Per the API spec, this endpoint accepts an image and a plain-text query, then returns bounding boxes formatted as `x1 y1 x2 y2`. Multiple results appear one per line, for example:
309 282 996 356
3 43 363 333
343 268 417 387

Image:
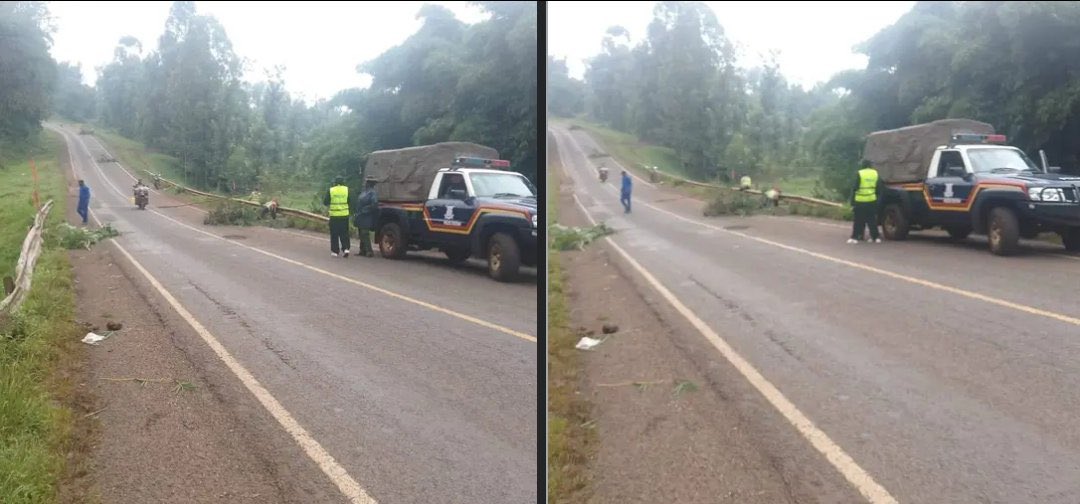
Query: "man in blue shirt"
77 179 90 225
620 170 632 214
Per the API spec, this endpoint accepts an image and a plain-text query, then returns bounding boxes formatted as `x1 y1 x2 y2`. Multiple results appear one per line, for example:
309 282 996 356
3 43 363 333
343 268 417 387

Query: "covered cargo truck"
364 143 538 281
863 119 995 183
364 142 499 202
870 121 1080 255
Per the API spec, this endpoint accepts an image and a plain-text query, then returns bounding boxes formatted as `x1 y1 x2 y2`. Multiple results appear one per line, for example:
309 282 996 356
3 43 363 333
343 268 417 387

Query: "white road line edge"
57 126 376 504
569 189 898 504
555 130 898 504
62 126 535 343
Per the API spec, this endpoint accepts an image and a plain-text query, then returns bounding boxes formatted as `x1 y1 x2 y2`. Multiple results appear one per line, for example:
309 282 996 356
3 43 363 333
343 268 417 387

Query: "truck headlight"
1029 187 1065 202
531 214 538 228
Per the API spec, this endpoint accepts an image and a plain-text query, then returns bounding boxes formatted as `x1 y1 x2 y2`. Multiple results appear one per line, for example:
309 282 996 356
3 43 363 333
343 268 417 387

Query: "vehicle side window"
937 151 965 177
438 173 466 198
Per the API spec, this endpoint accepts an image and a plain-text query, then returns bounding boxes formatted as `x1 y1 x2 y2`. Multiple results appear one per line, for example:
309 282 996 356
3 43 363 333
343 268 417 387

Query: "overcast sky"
547 1 916 89
48 1 489 102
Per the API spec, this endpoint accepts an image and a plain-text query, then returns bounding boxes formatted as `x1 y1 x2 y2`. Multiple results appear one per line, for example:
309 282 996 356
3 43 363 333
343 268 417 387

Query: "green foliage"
53 223 119 250
702 190 768 217
92 1 537 198
548 56 585 117
203 201 259 226
0 129 81 504
838 1 1080 171
0 2 57 144
549 223 615 251
578 1 1080 194
51 62 95 122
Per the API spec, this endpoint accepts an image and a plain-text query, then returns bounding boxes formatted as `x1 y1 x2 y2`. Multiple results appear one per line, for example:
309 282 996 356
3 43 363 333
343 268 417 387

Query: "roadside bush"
203 202 259 226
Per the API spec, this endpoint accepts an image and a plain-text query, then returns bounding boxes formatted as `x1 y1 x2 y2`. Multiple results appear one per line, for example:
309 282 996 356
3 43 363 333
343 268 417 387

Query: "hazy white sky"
547 1 916 89
48 1 489 102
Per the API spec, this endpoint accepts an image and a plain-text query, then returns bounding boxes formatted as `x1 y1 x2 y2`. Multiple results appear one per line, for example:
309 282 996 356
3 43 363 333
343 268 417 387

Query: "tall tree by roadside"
0 1 57 143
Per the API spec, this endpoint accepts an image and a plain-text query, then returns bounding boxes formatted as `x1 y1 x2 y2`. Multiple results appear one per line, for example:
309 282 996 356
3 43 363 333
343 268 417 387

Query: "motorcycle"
599 167 609 182
134 186 149 210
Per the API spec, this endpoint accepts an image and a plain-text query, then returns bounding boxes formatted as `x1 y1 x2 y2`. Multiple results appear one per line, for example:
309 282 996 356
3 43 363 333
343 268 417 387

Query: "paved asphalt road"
551 124 1080 504
54 124 538 504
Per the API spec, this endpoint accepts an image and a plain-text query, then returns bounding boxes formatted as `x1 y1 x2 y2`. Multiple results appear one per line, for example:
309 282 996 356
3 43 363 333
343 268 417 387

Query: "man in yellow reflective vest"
848 160 885 244
323 176 353 257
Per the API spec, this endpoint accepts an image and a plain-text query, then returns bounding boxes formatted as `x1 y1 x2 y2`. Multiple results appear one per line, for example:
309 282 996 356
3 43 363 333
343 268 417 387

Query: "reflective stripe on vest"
329 185 349 217
855 168 878 203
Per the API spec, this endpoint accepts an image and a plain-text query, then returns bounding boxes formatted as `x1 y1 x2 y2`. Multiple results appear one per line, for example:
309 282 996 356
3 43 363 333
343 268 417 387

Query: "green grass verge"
0 131 86 503
546 136 594 503
560 119 689 180
89 126 327 214
558 118 841 201
83 126 336 234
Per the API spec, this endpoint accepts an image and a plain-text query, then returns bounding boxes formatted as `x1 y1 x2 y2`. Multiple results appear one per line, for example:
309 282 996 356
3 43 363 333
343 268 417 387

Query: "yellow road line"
152 208 537 343
640 199 1080 327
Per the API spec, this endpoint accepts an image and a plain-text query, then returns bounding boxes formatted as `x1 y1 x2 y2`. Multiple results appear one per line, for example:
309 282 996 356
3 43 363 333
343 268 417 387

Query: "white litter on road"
82 331 112 345
576 336 604 351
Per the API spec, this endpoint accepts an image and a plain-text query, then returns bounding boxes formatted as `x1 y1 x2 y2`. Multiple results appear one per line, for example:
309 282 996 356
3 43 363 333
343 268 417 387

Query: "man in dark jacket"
354 177 378 257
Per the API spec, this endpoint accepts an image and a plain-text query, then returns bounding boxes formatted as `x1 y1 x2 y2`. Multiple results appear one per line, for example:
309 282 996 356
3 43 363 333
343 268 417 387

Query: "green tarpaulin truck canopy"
363 142 500 202
862 119 995 183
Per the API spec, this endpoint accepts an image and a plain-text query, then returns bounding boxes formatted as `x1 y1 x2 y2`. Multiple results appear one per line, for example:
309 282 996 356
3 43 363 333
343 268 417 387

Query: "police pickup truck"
375 156 538 281
877 131 1080 255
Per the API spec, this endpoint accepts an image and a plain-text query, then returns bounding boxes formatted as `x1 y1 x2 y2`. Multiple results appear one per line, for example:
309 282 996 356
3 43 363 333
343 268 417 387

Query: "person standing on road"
621 170 632 214
77 179 90 225
848 159 885 244
324 176 352 257
353 177 378 257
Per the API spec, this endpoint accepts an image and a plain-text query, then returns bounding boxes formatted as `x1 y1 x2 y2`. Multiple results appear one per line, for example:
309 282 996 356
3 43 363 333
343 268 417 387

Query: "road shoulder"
58 139 305 503
554 154 846 503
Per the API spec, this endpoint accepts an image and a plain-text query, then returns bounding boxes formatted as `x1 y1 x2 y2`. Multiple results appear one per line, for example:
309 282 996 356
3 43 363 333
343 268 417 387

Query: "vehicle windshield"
470 173 535 198
967 148 1040 174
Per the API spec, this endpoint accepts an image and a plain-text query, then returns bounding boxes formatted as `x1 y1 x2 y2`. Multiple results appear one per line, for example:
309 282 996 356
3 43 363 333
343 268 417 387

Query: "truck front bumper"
1019 202 1080 227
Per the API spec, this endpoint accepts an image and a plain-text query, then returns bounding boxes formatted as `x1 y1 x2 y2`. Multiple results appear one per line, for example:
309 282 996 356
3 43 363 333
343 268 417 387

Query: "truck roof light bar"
452 156 511 169
950 133 1007 146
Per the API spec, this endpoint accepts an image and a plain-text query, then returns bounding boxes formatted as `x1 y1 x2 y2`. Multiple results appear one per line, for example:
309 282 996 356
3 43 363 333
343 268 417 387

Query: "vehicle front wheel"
488 233 521 282
1062 227 1080 252
988 207 1020 256
379 223 408 259
882 204 909 241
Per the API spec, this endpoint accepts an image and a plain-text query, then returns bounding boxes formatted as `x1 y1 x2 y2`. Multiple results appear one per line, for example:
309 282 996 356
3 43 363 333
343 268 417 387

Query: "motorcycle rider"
133 179 149 207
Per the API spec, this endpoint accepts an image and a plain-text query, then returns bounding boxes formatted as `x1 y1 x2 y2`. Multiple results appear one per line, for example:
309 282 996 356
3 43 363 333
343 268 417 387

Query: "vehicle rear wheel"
988 207 1020 256
379 223 408 259
488 233 520 282
1062 227 1080 252
882 204 909 241
946 226 971 240
444 247 470 264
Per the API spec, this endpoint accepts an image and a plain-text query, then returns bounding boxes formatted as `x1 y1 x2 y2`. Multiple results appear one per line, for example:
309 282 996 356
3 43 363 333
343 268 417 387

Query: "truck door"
925 150 973 225
426 172 477 246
